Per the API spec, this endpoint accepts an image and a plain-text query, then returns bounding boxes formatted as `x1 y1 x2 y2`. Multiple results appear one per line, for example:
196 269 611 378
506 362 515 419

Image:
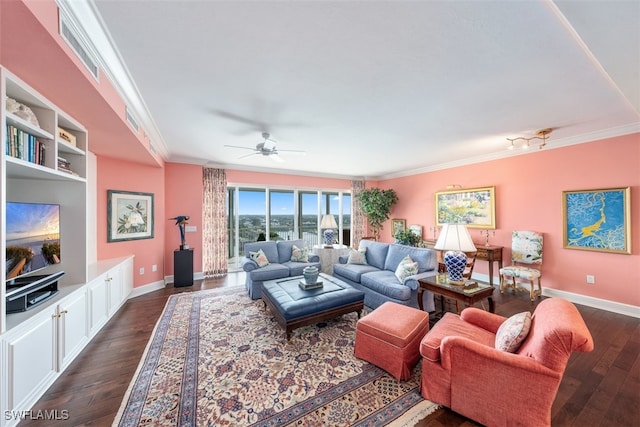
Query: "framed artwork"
409 224 423 238
563 187 631 254
391 219 406 236
107 190 154 242
435 186 496 229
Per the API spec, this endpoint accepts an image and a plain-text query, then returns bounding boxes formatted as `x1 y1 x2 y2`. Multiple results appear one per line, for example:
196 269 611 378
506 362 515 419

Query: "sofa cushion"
290 245 309 262
249 248 270 267
361 270 412 301
420 312 495 362
384 244 436 273
347 248 367 264
277 240 306 264
395 255 418 282
283 261 321 277
333 263 379 282
247 263 290 281
244 241 279 264
359 240 390 270
495 311 532 353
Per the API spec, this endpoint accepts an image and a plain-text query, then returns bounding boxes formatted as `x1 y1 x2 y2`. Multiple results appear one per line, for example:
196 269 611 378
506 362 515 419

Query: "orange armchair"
419 298 593 426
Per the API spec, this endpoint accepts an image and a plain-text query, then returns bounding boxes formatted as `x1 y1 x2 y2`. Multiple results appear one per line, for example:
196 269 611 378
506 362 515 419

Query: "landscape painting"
435 186 495 229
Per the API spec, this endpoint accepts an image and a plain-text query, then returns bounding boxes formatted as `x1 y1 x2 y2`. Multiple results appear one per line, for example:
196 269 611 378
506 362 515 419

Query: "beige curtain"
202 168 228 278
351 180 366 248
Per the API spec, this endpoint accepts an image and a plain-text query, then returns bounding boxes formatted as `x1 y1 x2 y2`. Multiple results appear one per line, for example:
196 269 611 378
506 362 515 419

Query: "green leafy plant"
356 188 398 240
394 228 422 247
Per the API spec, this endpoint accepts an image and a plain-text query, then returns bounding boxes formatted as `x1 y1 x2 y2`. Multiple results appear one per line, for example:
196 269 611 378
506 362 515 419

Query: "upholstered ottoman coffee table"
261 273 365 340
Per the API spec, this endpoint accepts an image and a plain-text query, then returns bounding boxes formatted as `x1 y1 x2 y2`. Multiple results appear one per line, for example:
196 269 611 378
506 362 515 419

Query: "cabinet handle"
52 310 69 318
60 309 69 315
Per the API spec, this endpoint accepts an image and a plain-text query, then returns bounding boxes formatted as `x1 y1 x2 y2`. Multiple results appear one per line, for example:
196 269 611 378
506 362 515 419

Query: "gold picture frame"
562 187 631 254
391 219 406 236
435 186 496 229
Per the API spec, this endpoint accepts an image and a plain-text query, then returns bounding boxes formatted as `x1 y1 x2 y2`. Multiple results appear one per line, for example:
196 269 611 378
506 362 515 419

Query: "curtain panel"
351 180 366 248
203 168 228 278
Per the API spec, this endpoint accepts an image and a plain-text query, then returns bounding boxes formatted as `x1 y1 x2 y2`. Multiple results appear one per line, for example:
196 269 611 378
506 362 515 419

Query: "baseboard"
164 271 205 286
128 280 166 299
472 273 640 319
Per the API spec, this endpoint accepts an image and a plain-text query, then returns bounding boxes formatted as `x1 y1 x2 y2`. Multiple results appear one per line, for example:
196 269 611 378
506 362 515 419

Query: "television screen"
5 202 60 282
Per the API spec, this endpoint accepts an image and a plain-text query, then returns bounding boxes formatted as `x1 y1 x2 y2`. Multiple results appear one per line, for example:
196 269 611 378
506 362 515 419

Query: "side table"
312 245 350 274
418 274 495 314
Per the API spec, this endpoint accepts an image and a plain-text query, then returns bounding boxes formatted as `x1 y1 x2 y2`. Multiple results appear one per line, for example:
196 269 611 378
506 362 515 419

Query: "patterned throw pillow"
347 248 367 264
394 255 418 282
495 311 532 353
290 245 309 262
249 248 270 267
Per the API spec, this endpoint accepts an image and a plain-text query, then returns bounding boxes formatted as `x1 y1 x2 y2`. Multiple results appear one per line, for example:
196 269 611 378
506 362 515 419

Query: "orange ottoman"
354 302 430 380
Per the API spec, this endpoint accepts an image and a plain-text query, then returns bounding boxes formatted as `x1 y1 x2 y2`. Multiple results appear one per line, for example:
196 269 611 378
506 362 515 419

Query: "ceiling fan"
224 132 306 162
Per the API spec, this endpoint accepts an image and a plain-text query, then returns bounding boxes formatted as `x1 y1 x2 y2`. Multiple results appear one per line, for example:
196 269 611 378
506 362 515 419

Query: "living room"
1 0 639 426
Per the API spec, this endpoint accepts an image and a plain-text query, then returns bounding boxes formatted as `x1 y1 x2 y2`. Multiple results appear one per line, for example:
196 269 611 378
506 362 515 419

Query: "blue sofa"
242 239 321 299
332 240 437 311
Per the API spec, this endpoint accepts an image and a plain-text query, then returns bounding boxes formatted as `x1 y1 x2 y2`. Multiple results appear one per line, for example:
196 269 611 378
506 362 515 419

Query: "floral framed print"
435 186 496 229
391 219 406 236
563 187 631 254
107 190 154 242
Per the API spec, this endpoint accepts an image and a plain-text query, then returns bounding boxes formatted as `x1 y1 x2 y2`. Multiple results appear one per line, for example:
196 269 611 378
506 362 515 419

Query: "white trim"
472 272 640 319
127 280 166 299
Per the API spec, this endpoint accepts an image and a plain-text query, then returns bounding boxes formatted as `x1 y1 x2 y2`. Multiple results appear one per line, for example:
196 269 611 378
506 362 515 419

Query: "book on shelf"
5 124 47 166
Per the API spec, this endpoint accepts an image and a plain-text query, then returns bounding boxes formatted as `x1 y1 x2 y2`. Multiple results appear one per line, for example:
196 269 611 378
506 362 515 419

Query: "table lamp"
320 214 338 246
434 223 477 284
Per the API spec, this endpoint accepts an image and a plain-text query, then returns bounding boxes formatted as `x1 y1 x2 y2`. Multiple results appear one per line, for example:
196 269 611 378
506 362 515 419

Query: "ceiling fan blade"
224 144 256 151
238 152 260 160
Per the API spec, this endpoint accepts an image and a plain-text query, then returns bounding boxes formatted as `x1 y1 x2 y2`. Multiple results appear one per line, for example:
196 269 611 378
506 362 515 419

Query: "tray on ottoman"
262 273 365 340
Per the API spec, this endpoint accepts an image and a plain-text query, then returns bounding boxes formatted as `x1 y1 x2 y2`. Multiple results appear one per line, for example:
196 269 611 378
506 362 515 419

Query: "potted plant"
394 228 422 247
356 188 398 240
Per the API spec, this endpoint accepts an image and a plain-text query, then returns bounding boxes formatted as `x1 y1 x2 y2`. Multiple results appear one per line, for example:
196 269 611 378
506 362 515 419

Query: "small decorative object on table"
302 265 320 285
320 214 338 246
169 215 190 250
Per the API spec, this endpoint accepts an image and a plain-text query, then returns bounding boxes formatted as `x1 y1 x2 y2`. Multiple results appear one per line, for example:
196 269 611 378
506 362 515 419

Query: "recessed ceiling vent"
59 14 99 81
125 107 139 132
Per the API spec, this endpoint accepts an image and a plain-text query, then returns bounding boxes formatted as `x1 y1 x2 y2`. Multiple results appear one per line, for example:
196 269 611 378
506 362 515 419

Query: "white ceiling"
86 0 639 179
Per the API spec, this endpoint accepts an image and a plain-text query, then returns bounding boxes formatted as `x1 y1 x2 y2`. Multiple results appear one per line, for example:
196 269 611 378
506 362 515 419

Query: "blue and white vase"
303 266 319 284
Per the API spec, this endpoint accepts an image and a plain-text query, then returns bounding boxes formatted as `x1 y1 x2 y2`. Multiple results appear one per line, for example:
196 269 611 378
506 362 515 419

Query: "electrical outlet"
139 267 145 275
586 275 595 284
152 264 158 272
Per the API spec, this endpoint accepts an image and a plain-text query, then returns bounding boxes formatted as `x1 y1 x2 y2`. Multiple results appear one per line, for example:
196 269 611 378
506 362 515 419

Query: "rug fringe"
386 400 441 427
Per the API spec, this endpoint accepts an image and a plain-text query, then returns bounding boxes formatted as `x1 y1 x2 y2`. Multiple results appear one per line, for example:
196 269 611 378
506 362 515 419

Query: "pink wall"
164 163 204 274
96 157 165 287
381 134 640 307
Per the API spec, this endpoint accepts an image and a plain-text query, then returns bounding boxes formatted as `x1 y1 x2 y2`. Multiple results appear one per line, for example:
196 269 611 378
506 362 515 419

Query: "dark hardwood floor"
19 272 640 426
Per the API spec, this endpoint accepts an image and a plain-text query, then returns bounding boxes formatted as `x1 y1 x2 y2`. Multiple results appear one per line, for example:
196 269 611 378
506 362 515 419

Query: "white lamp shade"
434 224 477 252
320 214 338 229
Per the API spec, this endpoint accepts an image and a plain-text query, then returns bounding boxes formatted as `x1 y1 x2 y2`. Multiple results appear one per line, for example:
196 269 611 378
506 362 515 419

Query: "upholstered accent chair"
499 230 543 301
419 298 593 427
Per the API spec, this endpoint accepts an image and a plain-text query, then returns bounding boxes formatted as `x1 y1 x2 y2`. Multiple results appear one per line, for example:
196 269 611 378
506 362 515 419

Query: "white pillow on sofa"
395 255 418 282
347 248 367 264
249 248 270 267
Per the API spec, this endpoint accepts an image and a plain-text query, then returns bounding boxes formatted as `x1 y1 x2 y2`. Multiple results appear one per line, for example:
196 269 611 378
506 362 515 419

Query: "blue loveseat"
242 239 321 299
332 240 437 311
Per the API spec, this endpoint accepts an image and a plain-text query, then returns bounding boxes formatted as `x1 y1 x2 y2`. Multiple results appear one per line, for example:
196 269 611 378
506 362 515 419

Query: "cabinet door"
1 310 56 414
88 275 109 338
107 266 124 316
57 290 88 370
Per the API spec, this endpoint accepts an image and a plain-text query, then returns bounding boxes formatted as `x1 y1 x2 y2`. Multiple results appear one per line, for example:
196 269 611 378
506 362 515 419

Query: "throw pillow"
290 245 309 262
249 248 270 267
395 255 418 282
347 248 367 265
495 311 532 353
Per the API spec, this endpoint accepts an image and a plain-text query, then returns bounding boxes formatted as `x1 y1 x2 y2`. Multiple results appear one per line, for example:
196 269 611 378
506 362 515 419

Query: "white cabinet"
0 287 87 426
88 256 134 338
87 275 109 338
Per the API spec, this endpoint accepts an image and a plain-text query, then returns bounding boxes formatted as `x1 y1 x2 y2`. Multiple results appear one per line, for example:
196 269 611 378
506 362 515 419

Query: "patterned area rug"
113 287 438 426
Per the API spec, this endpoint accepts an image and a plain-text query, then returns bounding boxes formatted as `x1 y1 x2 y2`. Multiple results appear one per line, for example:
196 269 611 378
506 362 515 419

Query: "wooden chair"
499 230 543 301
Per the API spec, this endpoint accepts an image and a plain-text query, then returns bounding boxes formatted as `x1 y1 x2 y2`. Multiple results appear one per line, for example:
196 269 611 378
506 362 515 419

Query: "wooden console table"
422 239 504 287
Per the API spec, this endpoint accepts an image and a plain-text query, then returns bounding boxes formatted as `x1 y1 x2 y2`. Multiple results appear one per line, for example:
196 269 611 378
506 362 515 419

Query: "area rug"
113 286 439 426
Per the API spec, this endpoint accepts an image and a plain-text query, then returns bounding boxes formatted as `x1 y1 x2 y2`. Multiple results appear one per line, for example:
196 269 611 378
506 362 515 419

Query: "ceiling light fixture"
507 128 553 150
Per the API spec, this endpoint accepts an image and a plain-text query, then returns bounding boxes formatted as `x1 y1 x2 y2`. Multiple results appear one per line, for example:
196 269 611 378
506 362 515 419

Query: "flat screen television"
5 201 61 283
